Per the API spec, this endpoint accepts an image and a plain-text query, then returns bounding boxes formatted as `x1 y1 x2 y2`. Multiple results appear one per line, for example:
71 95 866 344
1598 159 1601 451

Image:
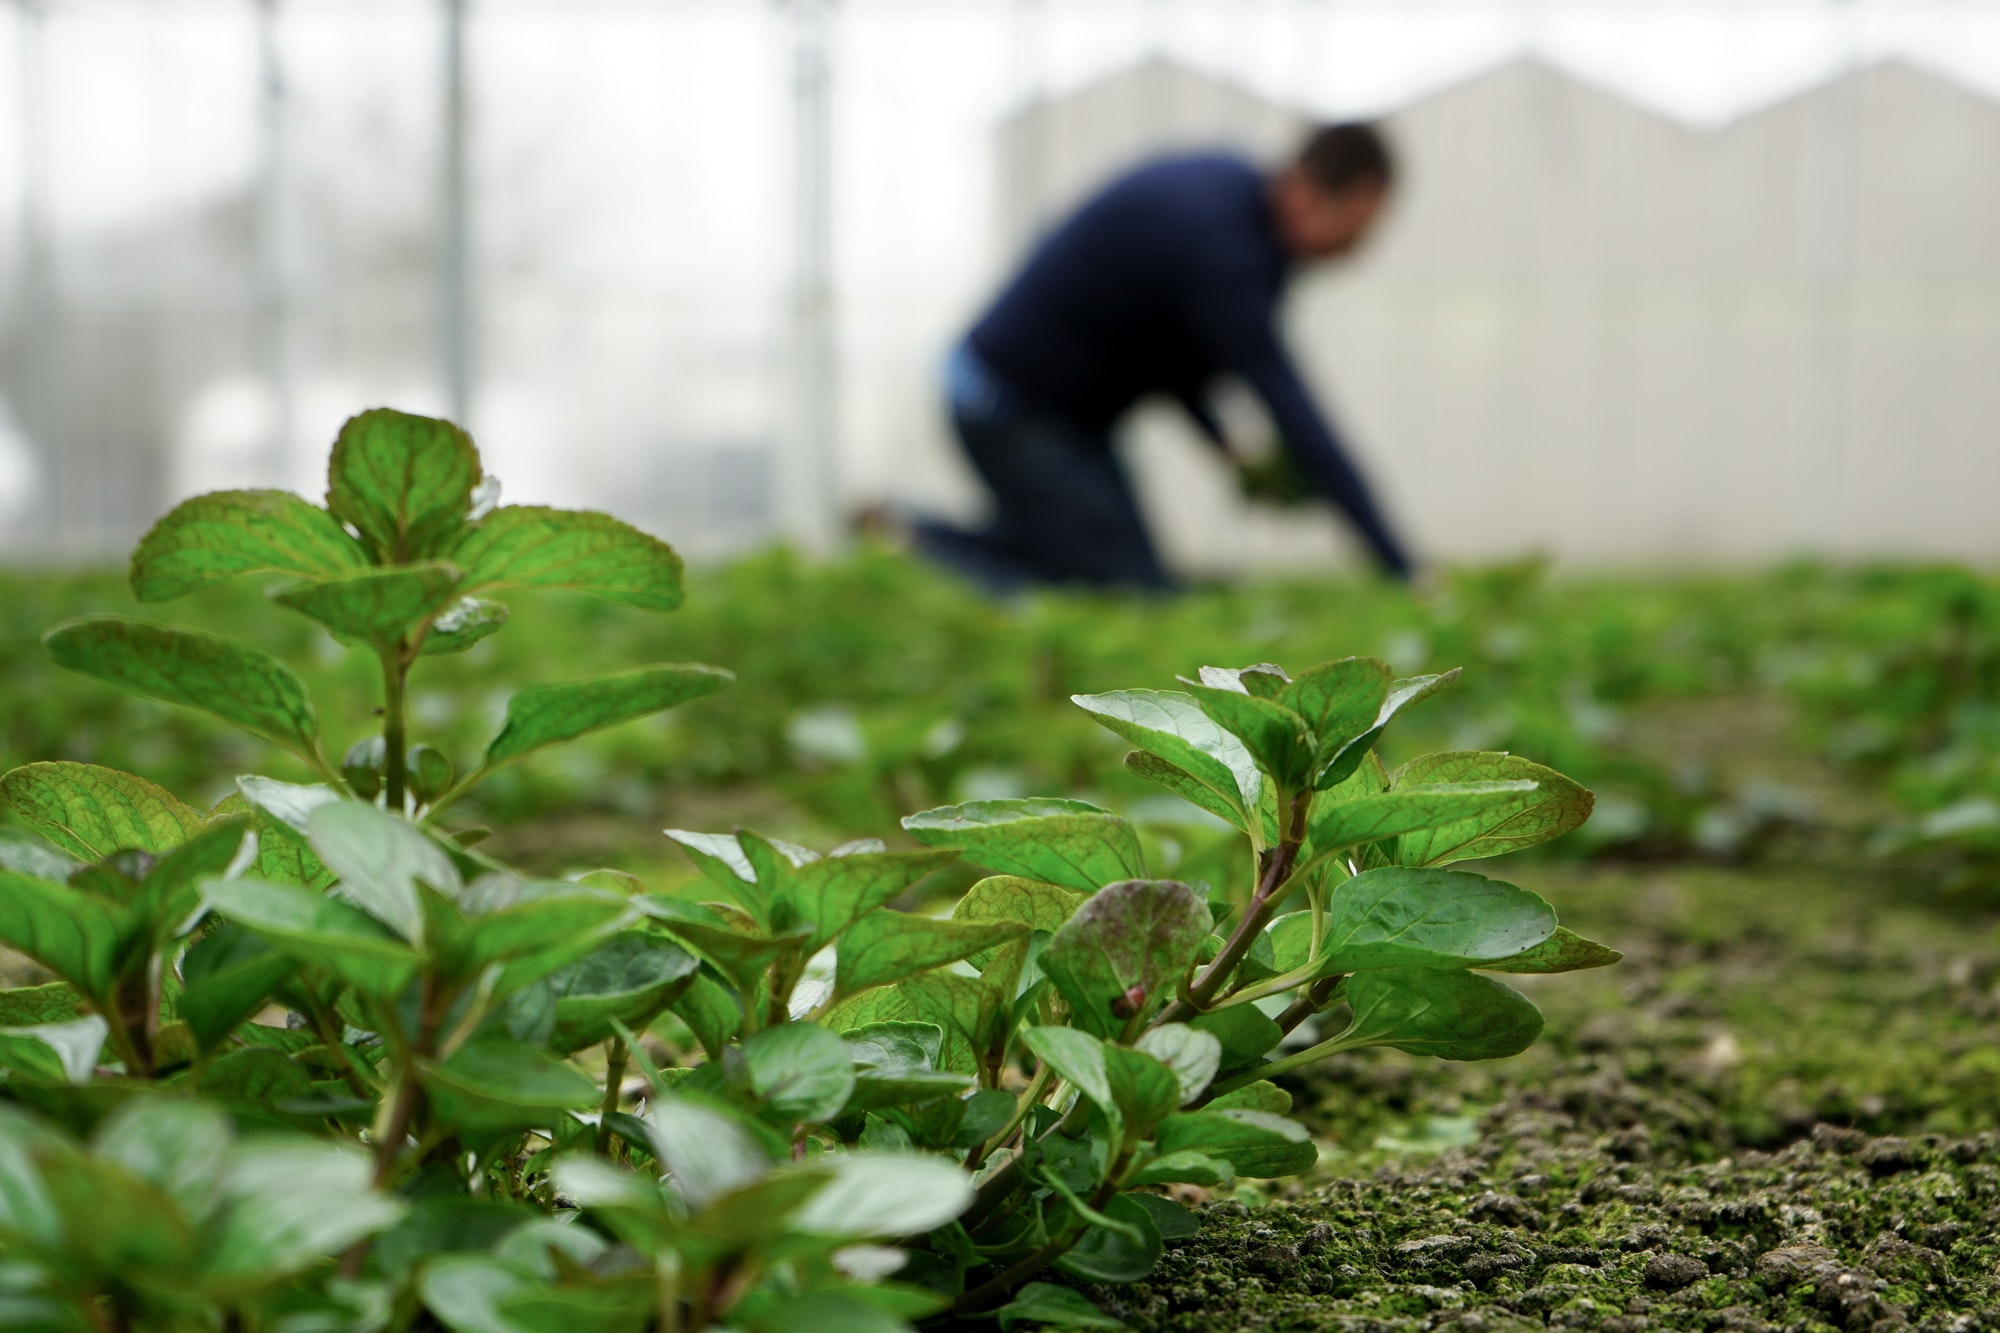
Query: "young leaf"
1127 1149 1235 1188
129 489 369 602
1315 867 1557 974
1153 1109 1317 1178
419 1039 600 1133
179 923 296 1054
951 876 1086 934
269 563 465 650
1334 968 1545 1060
1101 1044 1182 1141
1316 669 1462 789
789 1152 975 1238
1053 1191 1162 1284
1391 752 1595 865
1181 683 1317 792
783 848 959 952
1277 657 1391 758
833 914 1027 1001
451 505 686 611
669 967 744 1059
740 1022 857 1126
644 1093 773 1209
201 876 423 999
1070 689 1261 825
0 1016 109 1085
1189 1004 1284 1072
1134 1023 1223 1105
483 664 733 768
326 408 481 562
1038 879 1212 1038
1020 1025 1119 1141
0 762 206 863
544 932 701 1053
1480 926 1623 974
0 870 136 1000
419 596 510 656
901 798 1144 894
205 1139 407 1286
307 802 463 942
995 1283 1125 1331
44 617 324 766
1305 782 1539 864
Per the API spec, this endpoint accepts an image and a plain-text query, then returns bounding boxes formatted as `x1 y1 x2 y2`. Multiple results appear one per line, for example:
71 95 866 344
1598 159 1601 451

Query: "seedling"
0 410 1616 1330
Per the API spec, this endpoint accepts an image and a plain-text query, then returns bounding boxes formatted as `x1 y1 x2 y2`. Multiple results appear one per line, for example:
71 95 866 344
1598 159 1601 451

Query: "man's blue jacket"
967 152 1411 576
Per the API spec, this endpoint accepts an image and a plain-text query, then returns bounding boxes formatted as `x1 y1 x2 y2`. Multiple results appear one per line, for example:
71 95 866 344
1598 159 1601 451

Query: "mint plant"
0 409 1617 1330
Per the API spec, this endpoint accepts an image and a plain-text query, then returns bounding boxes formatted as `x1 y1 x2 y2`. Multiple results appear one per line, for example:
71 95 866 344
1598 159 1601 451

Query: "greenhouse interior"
0 2 1998 1331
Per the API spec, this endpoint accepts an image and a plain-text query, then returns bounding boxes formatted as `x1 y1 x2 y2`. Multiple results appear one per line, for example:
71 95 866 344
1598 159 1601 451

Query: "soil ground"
1062 695 2000 1331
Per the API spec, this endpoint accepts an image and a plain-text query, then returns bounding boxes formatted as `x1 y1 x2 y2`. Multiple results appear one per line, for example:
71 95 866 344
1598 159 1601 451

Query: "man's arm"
1191 290 1413 577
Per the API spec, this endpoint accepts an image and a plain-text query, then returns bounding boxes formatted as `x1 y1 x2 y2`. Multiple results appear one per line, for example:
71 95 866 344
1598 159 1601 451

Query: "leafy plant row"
0 410 1613 1331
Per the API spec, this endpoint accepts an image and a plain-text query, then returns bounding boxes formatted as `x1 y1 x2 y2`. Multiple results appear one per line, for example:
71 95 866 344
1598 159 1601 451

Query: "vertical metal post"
782 0 837 552
1796 0 1860 552
255 0 295 484
14 0 61 555
442 0 471 425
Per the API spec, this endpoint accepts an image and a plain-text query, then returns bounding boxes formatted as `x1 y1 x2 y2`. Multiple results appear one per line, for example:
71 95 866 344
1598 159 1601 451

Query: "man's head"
1269 122 1394 260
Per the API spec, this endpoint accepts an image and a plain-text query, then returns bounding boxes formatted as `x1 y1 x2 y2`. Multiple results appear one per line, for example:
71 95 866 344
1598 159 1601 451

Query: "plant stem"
961 1095 1089 1234
1208 1028 1366 1099
1274 973 1345 1037
381 644 409 813
954 1166 1125 1314
1157 791 1311 1024
594 1036 629 1155
304 991 378 1098
964 1062 1052 1174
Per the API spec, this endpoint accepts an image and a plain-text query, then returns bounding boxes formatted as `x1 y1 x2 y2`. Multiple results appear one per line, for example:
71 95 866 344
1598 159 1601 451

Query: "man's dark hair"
1295 122 1394 194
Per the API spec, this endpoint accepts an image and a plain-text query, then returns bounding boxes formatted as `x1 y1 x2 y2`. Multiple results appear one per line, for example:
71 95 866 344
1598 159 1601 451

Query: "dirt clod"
1642 1252 1708 1289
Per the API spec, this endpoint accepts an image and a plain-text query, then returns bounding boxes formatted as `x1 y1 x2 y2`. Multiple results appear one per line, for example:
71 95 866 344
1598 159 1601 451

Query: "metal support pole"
14 0 61 555
255 0 295 484
782 0 837 554
442 0 471 425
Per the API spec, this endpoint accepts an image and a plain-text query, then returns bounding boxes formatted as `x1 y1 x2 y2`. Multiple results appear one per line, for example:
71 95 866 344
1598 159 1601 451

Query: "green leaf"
1206 1080 1291 1115
307 802 462 942
663 829 760 897
996 1283 1125 1331
1101 1044 1182 1141
451 882 635 996
1391 752 1595 865
416 1255 538 1333
179 923 295 1053
740 1022 856 1126
0 1016 108 1085
668 968 743 1060
93 1098 231 1224
1315 669 1461 789
901 799 1144 895
1333 968 1545 1060
1481 926 1623 974
1054 1191 1162 1284
789 1152 974 1238
642 898 803 994
1277 657 1391 768
1188 1004 1283 1072
420 1039 600 1133
0 983 82 1028
205 1138 406 1287
783 848 958 952
1020 1025 1119 1141
452 505 685 611
896 971 1009 1080
747 1290 913 1333
1315 867 1557 975
419 596 510 656
1133 1023 1222 1105
952 875 1085 966
129 489 369 602
1039 880 1212 1039
1180 682 1316 792
643 1094 773 1208
0 870 135 1000
1122 752 1253 836
0 827 80 882
1127 1150 1234 1188
834 914 1026 1001
1153 1109 1317 1178
544 932 701 1053
1126 1191 1199 1241
1071 690 1261 826
195 1046 318 1114
269 563 465 650
484 664 733 769
326 408 482 562
234 776 343 843
1305 783 1539 865
202 876 423 999
1 761 208 862
43 618 322 764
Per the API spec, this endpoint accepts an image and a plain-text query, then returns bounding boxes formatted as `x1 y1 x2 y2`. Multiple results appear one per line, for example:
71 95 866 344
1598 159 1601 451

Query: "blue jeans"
915 347 1174 594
